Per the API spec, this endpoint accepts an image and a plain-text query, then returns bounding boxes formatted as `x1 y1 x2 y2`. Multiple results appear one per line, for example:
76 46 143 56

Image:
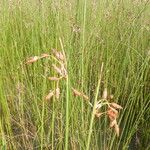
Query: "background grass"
0 0 150 149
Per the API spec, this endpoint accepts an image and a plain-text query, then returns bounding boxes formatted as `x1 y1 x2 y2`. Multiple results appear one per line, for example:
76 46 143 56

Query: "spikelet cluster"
95 88 122 137
26 49 67 101
46 49 67 100
25 50 123 137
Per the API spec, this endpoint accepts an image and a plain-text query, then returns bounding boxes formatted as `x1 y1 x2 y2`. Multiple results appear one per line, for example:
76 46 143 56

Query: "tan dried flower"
72 88 89 100
52 64 63 76
40 53 50 58
45 90 54 100
109 107 118 115
60 64 67 77
107 108 118 120
72 88 82 96
48 77 61 81
55 88 60 99
95 102 102 110
52 49 65 61
110 102 123 109
95 110 103 118
26 56 40 64
110 119 117 128
107 103 122 137
82 94 89 100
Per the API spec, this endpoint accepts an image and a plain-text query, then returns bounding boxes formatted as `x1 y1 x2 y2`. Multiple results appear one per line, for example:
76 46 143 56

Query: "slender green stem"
59 38 70 150
86 63 104 150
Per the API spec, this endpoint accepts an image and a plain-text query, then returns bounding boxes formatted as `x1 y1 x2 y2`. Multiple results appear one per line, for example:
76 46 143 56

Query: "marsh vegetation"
0 0 150 149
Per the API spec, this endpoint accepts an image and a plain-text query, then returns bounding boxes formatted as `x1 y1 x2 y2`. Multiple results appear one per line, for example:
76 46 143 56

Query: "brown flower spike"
48 77 61 81
107 102 122 137
72 88 89 100
45 90 54 100
26 56 40 64
52 49 65 61
55 88 60 99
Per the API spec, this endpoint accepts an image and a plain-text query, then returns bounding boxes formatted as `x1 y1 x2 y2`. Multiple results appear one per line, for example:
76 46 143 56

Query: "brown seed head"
41 53 50 58
52 49 65 61
82 94 89 100
110 119 117 128
48 77 61 81
95 102 102 110
107 108 118 120
45 90 54 100
72 88 82 96
94 108 103 118
60 64 67 77
110 102 123 109
26 56 39 64
55 88 60 99
52 64 63 76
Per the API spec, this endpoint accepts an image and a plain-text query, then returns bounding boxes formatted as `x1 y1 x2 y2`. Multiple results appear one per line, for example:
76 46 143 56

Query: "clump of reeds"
26 50 122 137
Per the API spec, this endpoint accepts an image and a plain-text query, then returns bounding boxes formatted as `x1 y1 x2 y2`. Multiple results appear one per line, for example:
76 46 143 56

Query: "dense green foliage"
0 0 149 149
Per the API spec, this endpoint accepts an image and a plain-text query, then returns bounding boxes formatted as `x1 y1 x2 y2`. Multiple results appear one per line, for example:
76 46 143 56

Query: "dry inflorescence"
72 87 123 137
25 49 67 101
95 88 122 137
46 49 67 100
25 50 123 137
26 53 50 64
